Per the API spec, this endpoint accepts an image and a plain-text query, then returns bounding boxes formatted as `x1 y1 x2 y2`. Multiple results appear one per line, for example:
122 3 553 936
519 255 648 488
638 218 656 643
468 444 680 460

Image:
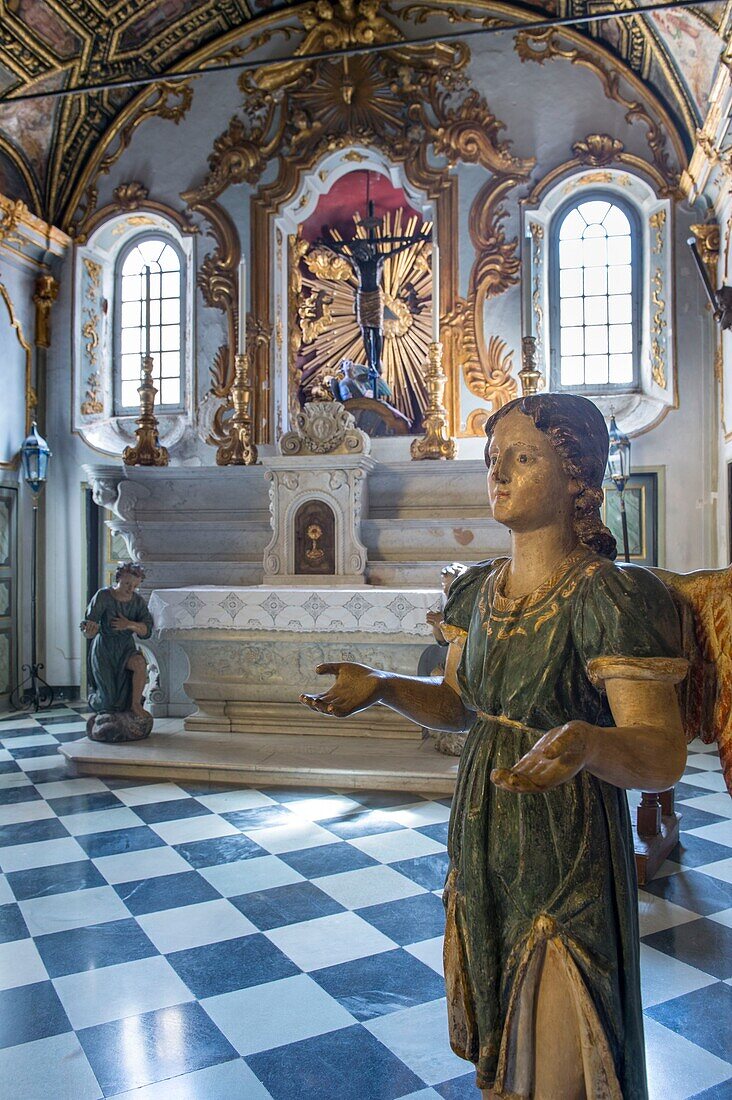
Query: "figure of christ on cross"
321 203 430 398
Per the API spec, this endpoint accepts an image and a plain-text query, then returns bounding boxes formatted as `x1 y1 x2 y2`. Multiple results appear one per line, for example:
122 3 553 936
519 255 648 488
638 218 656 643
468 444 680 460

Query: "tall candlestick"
237 257 246 356
431 241 440 343
144 266 151 359
522 226 533 340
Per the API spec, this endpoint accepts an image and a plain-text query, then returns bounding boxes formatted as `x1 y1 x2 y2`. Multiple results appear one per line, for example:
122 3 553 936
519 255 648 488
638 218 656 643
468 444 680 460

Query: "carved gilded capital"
690 222 721 288
33 274 60 349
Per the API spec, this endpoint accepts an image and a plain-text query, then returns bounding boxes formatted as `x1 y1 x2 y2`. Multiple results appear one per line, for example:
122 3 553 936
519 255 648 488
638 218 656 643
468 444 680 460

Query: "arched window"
550 194 641 392
114 235 185 413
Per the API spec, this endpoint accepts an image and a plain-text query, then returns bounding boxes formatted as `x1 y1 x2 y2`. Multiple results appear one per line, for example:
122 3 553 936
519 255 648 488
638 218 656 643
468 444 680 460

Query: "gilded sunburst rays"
291 57 405 142
297 209 432 423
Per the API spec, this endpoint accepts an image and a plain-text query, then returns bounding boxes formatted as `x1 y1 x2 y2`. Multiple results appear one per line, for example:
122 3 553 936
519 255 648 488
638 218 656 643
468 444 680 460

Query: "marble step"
60 723 459 795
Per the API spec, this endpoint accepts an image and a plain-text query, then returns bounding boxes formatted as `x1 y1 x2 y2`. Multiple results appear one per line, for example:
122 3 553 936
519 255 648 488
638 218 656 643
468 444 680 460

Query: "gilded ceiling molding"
0 281 34 469
0 136 42 217
689 222 720 289
515 28 684 196
72 180 197 246
33 274 59 349
184 0 533 444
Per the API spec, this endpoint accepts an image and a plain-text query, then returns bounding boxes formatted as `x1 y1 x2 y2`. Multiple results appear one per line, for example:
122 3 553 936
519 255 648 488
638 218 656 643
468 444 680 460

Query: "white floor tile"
34 778 109 798
0 800 55 827
679 793 732 819
688 739 719 754
113 783 190 807
53 954 194 1029
686 753 725 772
93 846 191 885
20 884 131 936
43 722 88 734
283 794 363 822
0 772 32 789
17 755 64 772
348 829 445 864
106 1057 273 1100
137 898 257 953
686 819 732 846
266 910 395 971
405 936 444 976
679 771 728 794
637 891 701 936
199 854 304 898
191 789 277 814
387 802 452 828
697 857 732 884
0 1032 103 1100
0 717 41 729
0 937 49 990
313 865 426 910
645 1016 732 1100
59 807 144 836
365 997 467 1086
201 973 354 1055
244 819 338 854
639 943 718 1007
149 815 239 845
1 734 58 748
0 836 88 873
708 908 732 928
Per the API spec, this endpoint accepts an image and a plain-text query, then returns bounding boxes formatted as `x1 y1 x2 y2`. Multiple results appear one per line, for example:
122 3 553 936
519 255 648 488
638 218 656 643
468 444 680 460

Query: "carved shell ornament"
279 401 370 455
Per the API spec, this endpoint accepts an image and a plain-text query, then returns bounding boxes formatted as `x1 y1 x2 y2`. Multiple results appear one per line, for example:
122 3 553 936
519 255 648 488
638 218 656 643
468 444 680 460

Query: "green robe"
85 588 153 713
442 546 683 1099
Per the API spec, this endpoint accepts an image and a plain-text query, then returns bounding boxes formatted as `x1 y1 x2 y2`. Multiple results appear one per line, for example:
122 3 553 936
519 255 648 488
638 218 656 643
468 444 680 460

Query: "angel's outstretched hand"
299 662 385 719
490 721 596 793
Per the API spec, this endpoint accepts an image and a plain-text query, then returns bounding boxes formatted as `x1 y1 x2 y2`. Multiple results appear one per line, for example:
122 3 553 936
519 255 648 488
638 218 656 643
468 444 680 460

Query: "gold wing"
653 565 732 795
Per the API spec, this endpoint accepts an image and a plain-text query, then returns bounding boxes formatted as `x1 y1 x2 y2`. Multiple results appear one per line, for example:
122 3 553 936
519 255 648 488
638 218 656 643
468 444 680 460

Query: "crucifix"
319 185 430 399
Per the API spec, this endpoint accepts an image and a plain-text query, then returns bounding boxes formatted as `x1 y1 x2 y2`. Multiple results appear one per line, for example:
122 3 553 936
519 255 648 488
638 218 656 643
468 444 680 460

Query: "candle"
144 266 151 359
522 225 534 340
432 240 440 343
237 257 246 356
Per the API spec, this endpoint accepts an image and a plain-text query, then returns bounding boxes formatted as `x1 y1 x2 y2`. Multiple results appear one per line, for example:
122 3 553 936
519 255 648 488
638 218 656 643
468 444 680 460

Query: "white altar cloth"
149 586 440 636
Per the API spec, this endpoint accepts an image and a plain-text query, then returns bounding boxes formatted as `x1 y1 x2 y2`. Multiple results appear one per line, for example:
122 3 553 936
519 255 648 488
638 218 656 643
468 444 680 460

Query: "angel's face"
485 410 576 534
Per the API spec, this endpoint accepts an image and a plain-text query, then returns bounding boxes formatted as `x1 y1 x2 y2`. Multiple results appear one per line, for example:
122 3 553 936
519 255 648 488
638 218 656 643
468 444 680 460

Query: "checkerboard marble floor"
0 706 730 1100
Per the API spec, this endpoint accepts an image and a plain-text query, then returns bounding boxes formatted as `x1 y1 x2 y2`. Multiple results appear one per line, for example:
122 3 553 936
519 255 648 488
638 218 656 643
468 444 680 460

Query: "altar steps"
61 721 459 796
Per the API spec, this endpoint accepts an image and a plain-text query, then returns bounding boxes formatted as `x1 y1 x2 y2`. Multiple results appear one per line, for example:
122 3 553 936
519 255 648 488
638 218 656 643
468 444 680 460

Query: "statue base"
87 709 154 743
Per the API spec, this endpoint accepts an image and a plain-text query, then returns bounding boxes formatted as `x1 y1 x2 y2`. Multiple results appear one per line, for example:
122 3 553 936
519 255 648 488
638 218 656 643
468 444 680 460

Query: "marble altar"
62 583 460 793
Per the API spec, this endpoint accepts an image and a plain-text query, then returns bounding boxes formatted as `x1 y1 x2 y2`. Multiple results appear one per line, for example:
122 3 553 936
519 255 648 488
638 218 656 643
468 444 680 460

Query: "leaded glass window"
115 235 184 413
550 195 640 392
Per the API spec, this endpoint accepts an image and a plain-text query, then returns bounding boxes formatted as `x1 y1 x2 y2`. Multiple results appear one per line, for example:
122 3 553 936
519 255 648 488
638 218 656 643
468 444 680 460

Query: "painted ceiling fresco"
0 0 727 227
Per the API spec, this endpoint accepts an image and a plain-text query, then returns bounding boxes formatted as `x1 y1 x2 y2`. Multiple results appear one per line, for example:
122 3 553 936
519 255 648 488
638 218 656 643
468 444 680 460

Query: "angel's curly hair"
484 393 617 560
115 562 146 582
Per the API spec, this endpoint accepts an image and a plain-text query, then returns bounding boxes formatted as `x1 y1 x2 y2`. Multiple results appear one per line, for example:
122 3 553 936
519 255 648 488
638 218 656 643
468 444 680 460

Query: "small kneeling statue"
80 562 154 742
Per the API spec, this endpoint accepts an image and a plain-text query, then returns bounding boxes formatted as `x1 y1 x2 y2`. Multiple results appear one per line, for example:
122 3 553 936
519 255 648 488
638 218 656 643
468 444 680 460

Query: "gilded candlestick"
410 341 456 460
518 336 542 396
122 354 169 467
215 352 258 466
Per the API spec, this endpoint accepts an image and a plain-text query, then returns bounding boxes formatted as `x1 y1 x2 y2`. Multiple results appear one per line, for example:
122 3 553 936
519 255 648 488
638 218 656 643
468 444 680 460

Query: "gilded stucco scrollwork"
650 209 667 255
0 282 34 466
185 0 534 443
650 267 667 389
515 28 683 196
463 335 516 411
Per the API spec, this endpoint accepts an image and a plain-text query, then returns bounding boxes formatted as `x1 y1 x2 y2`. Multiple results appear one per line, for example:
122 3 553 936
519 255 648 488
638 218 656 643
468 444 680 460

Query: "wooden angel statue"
80 562 155 743
302 393 691 1099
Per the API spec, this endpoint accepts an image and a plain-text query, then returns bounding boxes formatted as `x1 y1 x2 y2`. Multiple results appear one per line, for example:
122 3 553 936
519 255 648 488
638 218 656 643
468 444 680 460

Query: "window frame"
113 231 187 416
548 189 643 395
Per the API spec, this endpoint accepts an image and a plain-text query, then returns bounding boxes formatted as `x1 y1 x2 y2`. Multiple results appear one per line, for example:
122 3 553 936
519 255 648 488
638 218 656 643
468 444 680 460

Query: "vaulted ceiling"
0 0 728 228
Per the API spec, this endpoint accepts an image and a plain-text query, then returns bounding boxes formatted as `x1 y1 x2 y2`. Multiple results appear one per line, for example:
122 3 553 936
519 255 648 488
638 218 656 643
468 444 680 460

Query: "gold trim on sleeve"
587 656 689 689
442 624 468 642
